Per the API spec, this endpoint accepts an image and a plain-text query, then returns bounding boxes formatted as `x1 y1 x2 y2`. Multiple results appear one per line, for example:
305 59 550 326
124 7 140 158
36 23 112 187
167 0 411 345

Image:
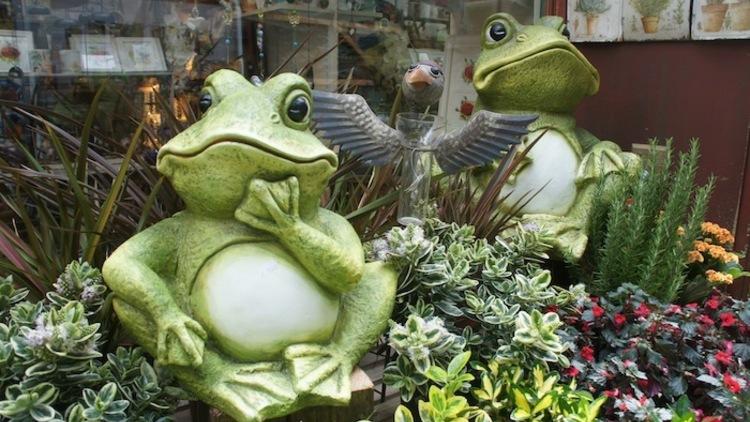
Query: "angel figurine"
312 62 537 223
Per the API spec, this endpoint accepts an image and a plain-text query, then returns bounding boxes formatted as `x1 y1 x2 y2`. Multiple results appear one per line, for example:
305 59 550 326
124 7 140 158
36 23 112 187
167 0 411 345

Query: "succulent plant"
0 382 59 421
0 262 182 421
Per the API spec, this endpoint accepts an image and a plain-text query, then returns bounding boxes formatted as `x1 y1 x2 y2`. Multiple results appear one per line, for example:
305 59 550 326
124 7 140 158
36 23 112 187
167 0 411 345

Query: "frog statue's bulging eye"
487 21 508 43
287 95 310 123
198 93 212 113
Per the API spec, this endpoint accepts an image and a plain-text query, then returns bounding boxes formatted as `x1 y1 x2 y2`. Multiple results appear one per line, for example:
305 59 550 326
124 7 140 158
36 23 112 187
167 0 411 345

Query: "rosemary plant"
581 139 714 302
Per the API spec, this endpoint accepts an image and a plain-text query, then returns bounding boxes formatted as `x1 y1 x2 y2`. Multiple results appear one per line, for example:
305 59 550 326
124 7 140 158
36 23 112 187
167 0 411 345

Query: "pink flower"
592 305 605 318
719 312 737 328
634 302 651 318
613 313 627 327
637 379 649 390
566 366 580 377
716 341 734 365
698 314 715 326
715 350 733 366
705 362 719 376
666 304 682 314
581 346 595 362
723 372 742 394
686 302 699 310
604 388 620 398
706 297 721 310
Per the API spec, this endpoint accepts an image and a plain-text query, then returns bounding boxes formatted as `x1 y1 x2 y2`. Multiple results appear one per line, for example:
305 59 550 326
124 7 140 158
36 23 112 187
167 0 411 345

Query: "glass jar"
395 112 445 225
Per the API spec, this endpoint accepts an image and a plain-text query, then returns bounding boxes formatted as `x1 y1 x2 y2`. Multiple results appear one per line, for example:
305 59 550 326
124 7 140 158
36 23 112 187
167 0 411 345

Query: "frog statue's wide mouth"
473 39 599 92
157 135 338 169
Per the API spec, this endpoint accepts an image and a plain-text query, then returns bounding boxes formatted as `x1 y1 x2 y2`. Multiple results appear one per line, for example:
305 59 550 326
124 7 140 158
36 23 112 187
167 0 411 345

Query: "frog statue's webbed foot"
283 343 352 404
213 361 296 422
284 261 399 405
520 214 588 262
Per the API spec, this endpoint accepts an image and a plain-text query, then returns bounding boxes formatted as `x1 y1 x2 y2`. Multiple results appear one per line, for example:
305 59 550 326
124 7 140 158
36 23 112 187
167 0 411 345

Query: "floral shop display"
0 8 748 422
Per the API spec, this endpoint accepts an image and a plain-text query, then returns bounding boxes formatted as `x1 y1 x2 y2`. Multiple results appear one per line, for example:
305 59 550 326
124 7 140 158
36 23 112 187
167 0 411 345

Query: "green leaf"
83 121 144 263
29 404 56 421
587 396 607 422
512 388 531 413
532 394 553 414
428 386 447 412
394 405 415 422
447 351 471 378
425 366 448 384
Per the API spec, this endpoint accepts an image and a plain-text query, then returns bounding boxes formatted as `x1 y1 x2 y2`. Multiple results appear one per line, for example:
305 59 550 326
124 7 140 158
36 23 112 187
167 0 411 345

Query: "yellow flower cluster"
706 269 734 285
701 222 735 246
691 240 739 264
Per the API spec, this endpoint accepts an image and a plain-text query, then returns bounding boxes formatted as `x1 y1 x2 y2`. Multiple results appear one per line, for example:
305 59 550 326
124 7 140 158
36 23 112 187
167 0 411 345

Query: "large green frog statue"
102 70 397 421
472 13 640 261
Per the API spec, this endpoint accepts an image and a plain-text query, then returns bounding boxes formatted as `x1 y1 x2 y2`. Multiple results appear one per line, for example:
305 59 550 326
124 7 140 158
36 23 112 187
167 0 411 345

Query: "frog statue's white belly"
190 242 340 362
501 129 580 216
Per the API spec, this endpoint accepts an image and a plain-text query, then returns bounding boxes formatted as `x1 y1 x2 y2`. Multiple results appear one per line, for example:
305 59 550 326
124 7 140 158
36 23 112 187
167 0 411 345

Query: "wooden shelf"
27 71 172 78
242 3 381 23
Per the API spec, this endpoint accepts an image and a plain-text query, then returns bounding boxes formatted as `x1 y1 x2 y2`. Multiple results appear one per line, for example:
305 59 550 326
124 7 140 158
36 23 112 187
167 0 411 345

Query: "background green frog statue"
473 13 640 261
102 70 397 422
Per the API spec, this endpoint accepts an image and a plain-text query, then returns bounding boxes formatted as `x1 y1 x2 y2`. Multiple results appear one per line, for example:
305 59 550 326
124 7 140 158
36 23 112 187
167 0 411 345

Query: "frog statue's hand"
235 175 365 295
234 176 301 235
156 311 207 367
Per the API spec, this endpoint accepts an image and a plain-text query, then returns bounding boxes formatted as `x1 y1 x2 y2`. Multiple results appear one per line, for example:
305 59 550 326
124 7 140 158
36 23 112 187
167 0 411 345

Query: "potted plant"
729 0 750 30
575 0 611 35
630 0 671 33
702 0 729 32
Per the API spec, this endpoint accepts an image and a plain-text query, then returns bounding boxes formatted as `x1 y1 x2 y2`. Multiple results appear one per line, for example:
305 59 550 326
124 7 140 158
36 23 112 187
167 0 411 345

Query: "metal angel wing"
311 90 404 166
432 111 538 174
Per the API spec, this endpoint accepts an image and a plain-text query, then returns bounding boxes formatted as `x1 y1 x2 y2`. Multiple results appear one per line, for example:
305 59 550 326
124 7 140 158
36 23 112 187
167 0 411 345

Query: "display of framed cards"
0 30 34 73
115 37 167 72
69 34 121 72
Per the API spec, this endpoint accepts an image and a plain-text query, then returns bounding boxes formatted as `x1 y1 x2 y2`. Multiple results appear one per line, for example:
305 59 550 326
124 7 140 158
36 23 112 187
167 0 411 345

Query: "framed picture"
69 34 121 72
691 0 750 40
438 35 481 133
115 37 168 72
623 0 690 41
29 49 52 74
567 0 623 42
58 49 82 74
0 30 34 73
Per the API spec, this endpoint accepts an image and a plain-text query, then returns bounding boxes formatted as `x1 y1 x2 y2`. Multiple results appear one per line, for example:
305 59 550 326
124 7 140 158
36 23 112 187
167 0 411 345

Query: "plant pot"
729 2 750 31
701 3 729 32
240 0 256 13
585 15 599 36
641 16 660 33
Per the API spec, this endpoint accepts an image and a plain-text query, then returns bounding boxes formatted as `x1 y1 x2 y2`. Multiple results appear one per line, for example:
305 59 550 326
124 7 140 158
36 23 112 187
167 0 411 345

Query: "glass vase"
395 112 445 225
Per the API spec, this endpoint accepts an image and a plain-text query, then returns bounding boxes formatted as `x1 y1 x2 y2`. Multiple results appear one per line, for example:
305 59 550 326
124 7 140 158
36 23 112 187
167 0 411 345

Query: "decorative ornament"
311 62 536 223
102 70 397 422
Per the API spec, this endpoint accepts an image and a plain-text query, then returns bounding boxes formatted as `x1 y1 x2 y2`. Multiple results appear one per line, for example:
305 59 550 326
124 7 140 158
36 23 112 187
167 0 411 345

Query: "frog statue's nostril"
516 33 529 42
270 112 281 123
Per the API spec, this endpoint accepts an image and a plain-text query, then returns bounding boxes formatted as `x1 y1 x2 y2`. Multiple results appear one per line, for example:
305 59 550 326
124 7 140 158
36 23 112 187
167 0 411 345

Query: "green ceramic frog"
473 13 639 261
102 70 397 421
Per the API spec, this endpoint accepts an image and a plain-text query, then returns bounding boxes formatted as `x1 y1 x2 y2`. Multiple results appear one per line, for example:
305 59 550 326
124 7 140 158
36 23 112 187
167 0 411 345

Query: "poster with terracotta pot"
692 0 750 39
568 0 623 41
623 0 691 40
